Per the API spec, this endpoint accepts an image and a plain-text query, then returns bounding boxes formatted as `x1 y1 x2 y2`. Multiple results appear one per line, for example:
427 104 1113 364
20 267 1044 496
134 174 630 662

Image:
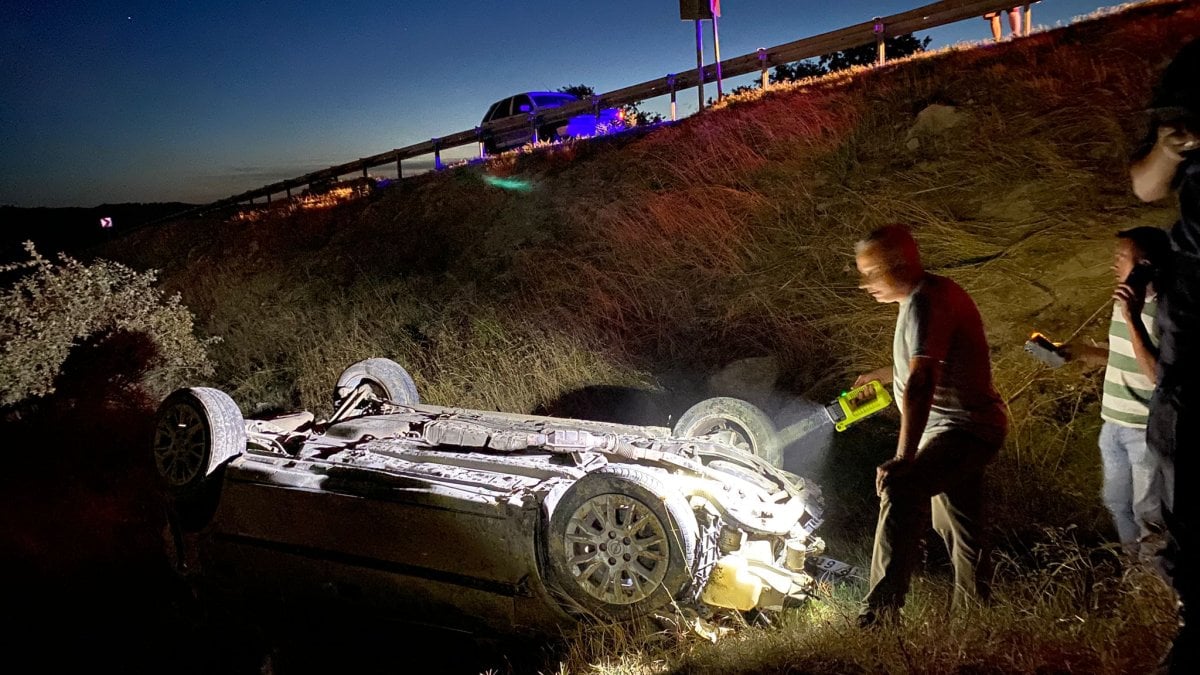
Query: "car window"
512 94 533 114
488 98 516 123
532 93 577 108
483 100 503 123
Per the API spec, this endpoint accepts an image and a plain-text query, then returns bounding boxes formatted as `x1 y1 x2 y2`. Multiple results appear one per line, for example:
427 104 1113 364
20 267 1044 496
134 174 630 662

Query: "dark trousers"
864 429 1001 612
1148 250 1200 672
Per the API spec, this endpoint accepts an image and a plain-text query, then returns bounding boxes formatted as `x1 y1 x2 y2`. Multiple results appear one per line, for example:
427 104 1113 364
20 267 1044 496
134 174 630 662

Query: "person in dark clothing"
1131 38 1200 675
851 225 1007 627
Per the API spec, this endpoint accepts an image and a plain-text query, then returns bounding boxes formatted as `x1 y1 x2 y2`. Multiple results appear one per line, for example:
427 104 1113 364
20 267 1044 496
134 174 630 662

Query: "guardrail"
192 0 1034 217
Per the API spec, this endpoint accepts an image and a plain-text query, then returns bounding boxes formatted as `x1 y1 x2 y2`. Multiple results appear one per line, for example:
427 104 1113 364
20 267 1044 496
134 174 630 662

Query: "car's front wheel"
673 397 782 467
545 466 698 619
333 358 419 408
152 387 246 497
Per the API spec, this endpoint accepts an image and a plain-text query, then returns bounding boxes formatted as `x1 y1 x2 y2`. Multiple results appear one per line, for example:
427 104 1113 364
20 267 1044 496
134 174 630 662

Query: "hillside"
11 1 1199 672
0 202 195 260
99 0 1193 528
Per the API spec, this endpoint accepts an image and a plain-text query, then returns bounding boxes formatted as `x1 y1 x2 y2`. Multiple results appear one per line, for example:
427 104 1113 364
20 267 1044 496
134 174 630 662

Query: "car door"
508 94 536 146
484 96 519 152
202 452 545 632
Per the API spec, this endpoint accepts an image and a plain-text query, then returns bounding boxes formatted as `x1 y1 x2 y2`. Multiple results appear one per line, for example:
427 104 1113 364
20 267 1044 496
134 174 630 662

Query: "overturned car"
154 358 841 634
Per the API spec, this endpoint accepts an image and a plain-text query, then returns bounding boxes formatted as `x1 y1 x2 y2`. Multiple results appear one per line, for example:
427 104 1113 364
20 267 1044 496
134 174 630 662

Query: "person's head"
1140 39 1200 154
1113 226 1171 285
855 224 924 304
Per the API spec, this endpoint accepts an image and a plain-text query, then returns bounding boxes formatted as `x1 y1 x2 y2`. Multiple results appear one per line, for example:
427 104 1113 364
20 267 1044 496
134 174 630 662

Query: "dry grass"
77 1 1200 672
543 530 1176 675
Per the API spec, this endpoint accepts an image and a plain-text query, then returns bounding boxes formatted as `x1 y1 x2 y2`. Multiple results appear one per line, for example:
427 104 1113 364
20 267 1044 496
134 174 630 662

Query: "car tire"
153 387 247 497
545 465 698 619
673 397 782 467
333 358 419 407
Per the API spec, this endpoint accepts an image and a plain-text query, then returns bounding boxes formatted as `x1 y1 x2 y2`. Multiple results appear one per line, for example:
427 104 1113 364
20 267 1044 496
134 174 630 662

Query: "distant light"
482 175 533 192
99 216 113 228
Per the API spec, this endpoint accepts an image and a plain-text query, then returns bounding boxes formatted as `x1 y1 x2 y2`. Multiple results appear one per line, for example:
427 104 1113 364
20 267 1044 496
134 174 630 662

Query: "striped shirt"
1100 297 1159 428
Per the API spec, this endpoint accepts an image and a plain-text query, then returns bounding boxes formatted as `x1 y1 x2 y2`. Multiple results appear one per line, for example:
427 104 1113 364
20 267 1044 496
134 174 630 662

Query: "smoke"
774 395 838 478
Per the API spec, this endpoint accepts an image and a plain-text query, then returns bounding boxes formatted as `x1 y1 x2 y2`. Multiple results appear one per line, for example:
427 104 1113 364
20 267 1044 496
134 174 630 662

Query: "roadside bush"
0 242 215 408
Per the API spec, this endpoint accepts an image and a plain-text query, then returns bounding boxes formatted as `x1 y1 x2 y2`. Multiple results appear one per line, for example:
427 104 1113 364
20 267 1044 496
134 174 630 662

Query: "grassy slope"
95 2 1197 671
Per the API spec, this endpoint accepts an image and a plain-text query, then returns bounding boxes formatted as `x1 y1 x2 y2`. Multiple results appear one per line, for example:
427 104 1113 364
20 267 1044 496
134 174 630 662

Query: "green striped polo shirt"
1100 297 1159 428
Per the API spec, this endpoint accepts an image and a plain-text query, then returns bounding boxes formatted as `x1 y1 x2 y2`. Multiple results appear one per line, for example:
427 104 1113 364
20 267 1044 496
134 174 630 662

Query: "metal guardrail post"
874 17 886 66
695 19 705 110
712 12 724 101
668 74 677 121
757 48 769 90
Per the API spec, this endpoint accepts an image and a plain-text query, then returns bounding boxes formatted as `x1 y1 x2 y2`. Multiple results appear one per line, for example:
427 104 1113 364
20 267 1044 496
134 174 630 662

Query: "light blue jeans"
1098 420 1163 554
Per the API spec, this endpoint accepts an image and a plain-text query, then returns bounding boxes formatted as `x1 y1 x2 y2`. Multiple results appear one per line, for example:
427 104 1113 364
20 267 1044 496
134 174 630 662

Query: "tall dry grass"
544 529 1176 675
81 1 1200 671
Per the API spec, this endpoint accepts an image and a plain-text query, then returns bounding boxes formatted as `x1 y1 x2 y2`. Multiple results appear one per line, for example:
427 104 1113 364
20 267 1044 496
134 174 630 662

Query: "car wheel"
153 387 246 497
673 397 782 467
333 358 419 407
546 466 698 619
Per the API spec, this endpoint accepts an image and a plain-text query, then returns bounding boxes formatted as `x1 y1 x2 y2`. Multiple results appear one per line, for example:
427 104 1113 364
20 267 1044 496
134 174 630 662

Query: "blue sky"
0 1 1124 206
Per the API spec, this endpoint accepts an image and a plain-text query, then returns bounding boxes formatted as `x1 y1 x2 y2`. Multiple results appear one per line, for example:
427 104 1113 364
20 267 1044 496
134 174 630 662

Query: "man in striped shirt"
1065 227 1171 559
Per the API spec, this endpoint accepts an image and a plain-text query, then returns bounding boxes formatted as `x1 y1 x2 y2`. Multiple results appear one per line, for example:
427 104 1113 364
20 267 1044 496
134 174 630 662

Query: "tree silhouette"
770 59 826 84
768 32 932 85
820 33 931 72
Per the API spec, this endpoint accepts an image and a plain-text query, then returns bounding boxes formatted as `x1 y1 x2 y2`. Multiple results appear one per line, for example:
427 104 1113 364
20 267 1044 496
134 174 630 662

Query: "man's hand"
853 366 893 390
875 457 912 497
1114 282 1146 319
1131 123 1198 202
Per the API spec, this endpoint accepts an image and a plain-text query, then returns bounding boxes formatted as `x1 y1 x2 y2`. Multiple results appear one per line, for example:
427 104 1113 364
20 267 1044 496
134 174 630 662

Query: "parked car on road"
480 91 628 155
154 358 842 636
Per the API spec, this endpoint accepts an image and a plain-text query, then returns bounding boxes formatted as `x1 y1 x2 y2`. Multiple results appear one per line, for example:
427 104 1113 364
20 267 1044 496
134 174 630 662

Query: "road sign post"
679 0 714 110
711 1 723 101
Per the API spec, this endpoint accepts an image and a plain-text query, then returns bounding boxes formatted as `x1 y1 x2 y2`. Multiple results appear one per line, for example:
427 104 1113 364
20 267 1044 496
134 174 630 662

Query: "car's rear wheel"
333 358 419 408
153 387 246 497
546 466 698 619
673 397 782 467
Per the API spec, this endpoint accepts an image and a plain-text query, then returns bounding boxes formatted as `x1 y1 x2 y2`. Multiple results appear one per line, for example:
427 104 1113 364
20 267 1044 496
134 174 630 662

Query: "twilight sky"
1 0 1118 207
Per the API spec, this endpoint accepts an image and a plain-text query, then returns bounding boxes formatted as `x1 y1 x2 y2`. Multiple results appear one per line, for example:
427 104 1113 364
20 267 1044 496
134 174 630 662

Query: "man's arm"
1061 341 1108 367
876 356 938 496
895 356 938 461
1130 125 1196 202
1115 284 1159 383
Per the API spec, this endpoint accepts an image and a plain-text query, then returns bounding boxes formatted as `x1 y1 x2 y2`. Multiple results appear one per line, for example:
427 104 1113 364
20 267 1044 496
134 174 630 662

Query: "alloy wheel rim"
563 493 670 604
153 403 207 487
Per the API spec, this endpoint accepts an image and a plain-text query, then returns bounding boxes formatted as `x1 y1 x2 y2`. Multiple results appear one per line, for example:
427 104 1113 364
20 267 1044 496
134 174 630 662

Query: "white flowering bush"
0 242 215 407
